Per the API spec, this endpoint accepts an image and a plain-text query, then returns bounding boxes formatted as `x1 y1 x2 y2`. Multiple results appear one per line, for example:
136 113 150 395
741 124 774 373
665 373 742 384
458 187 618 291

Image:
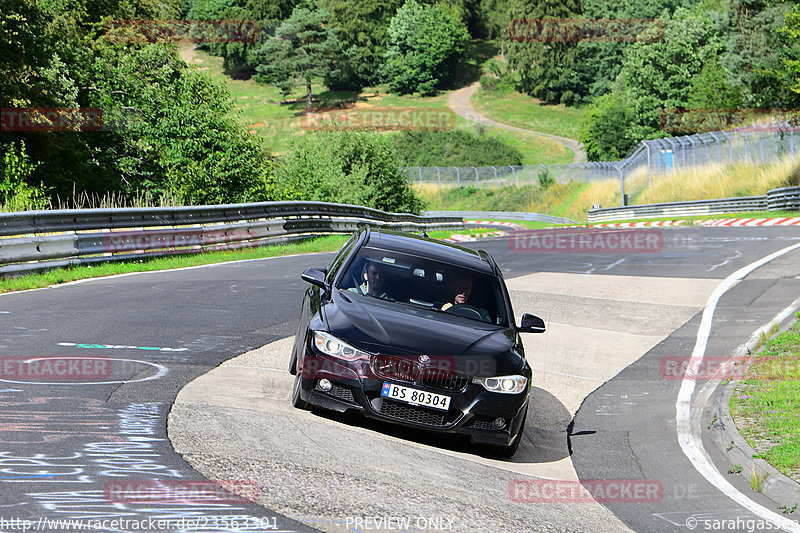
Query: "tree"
253 4 343 113
382 0 470 95
274 130 423 214
316 0 403 89
504 0 584 105
724 0 800 108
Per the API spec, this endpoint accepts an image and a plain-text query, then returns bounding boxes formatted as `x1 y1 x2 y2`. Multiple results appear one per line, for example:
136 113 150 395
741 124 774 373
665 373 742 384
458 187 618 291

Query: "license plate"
381 382 451 411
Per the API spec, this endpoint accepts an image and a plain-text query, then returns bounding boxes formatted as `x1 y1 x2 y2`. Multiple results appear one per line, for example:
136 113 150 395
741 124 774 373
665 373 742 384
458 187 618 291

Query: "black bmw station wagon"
289 227 545 456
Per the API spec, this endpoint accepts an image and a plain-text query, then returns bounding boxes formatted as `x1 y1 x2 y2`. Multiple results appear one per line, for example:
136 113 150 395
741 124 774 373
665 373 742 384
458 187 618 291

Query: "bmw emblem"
418 355 430 364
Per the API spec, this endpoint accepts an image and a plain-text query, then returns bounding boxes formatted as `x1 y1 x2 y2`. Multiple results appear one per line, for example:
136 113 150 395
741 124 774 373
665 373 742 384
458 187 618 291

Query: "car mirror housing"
301 267 328 290
518 313 545 333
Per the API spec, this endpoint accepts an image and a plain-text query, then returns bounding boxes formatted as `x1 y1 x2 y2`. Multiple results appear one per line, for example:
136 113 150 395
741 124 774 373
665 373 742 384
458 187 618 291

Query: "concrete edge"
709 300 800 510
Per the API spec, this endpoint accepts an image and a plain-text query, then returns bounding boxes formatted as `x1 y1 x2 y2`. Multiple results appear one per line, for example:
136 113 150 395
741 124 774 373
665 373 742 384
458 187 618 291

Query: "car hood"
324 289 524 377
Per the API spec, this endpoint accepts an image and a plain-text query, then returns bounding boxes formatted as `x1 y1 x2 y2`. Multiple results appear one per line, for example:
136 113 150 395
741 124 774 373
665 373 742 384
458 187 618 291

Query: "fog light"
318 379 332 392
492 417 506 429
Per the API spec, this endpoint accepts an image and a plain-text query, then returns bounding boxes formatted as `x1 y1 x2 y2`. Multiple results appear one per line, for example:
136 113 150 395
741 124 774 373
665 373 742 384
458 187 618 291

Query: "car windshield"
337 246 509 327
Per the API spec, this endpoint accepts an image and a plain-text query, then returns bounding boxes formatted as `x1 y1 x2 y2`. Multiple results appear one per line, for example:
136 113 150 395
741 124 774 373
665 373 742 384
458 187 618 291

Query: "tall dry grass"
635 155 800 205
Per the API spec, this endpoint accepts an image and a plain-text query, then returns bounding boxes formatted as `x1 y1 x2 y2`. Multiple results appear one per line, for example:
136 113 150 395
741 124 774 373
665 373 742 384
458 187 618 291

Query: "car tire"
488 406 527 458
291 372 309 410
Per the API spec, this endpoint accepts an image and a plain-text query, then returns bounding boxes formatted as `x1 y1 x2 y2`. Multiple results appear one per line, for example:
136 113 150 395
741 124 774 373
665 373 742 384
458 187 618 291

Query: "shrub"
392 129 523 167
275 131 423 214
0 141 49 211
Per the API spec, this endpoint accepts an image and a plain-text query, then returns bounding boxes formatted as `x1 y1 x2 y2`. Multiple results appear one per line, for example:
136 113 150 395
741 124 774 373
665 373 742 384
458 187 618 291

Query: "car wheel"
291 372 309 410
488 406 527 458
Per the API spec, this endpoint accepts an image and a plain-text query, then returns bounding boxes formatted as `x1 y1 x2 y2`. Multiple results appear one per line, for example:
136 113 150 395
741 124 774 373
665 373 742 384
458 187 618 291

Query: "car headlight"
313 331 369 361
472 375 527 394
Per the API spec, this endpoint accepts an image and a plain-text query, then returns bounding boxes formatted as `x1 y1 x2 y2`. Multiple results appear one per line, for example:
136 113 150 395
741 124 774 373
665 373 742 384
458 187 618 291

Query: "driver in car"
440 274 491 322
349 261 391 299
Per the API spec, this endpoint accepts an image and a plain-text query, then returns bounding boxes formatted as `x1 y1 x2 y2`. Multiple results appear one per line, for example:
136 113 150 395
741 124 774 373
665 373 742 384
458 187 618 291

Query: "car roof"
364 228 495 275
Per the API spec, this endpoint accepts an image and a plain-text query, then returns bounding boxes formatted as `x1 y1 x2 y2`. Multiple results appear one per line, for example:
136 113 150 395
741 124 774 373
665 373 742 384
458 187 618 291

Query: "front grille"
421 367 470 392
379 400 445 427
372 355 420 382
328 385 355 403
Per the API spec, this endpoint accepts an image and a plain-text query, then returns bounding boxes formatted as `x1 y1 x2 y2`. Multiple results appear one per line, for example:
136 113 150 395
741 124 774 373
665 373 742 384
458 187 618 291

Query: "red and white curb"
465 220 528 231
592 217 800 228
442 231 507 243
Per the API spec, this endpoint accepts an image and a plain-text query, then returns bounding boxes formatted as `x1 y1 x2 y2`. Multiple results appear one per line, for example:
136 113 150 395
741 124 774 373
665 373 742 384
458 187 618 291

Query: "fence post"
456 167 460 187
618 166 625 206
526 164 532 185
743 131 748 162
418 167 422 185
509 165 515 186
792 130 795 158
646 142 652 187
437 167 441 187
759 131 765 163
492 166 498 187
473 166 479 187
556 164 561 183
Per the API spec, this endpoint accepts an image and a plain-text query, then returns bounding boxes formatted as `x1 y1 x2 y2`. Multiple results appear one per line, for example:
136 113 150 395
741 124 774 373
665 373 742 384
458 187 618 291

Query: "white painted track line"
676 242 800 532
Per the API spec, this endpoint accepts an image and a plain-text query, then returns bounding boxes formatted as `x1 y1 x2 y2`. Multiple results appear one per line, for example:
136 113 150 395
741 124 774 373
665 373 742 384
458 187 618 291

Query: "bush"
275 131 423 214
392 130 523 167
0 141 49 211
383 0 470 95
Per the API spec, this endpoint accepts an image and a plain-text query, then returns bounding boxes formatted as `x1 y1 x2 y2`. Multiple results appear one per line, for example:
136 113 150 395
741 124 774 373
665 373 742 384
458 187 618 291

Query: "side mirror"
518 313 545 333
301 267 328 290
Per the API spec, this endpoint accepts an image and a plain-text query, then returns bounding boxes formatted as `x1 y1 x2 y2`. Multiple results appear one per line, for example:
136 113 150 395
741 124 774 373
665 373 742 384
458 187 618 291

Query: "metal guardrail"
424 210 577 225
767 186 800 211
587 187 799 223
0 201 464 277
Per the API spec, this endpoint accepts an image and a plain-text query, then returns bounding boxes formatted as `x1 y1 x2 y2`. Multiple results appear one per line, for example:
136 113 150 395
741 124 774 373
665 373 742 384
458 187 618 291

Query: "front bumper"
296 352 529 446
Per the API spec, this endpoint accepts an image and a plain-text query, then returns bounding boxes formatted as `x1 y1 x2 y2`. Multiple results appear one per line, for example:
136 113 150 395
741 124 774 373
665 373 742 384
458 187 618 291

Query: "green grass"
187 44 573 166
730 317 800 480
472 86 586 140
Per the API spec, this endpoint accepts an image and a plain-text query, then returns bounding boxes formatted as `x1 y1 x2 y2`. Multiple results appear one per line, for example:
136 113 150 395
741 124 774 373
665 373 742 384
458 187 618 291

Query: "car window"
337 247 509 327
325 233 358 283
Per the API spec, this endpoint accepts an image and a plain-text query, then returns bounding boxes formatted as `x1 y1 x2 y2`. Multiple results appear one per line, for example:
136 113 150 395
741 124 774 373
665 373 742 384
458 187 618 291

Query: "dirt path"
447 82 587 164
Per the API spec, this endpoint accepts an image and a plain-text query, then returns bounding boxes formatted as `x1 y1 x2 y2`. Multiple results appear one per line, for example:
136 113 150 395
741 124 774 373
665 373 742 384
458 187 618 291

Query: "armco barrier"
587 187 800 223
767 186 800 211
0 201 464 277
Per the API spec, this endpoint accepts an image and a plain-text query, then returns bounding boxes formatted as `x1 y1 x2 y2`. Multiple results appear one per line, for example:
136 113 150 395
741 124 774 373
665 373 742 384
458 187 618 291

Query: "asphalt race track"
1 226 799 532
